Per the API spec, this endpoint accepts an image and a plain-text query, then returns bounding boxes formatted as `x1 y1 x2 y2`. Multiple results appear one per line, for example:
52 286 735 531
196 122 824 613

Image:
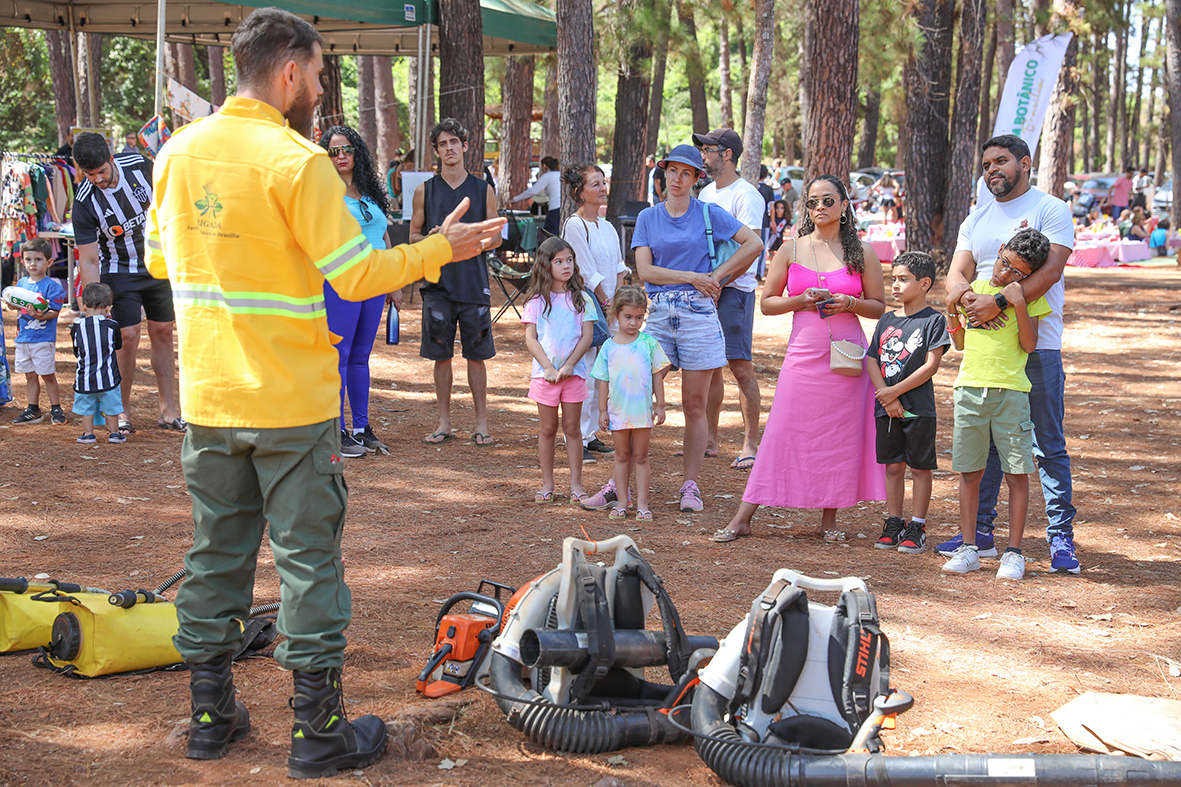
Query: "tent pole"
416 23 431 169
153 0 167 118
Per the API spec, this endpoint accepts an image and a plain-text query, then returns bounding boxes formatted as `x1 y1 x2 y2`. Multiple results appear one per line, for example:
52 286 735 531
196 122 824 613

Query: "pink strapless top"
785 263 863 298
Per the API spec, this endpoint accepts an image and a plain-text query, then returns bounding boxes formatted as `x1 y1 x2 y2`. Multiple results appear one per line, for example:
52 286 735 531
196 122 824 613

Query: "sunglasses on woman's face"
805 196 839 210
327 145 355 158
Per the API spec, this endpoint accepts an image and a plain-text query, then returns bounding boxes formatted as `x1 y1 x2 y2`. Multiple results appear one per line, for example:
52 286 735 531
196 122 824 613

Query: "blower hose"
687 683 1181 787
487 651 687 754
155 569 187 595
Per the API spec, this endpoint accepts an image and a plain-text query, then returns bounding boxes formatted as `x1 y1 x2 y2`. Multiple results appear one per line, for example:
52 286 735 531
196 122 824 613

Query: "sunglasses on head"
805 196 839 210
327 145 355 157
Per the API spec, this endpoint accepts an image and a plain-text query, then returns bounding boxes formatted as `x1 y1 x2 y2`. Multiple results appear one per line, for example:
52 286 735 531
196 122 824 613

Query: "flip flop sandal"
118 420 135 435
157 417 188 432
608 507 628 520
471 432 496 446
569 492 588 506
635 510 653 522
534 490 554 503
422 431 454 445
709 528 748 543
731 455 757 470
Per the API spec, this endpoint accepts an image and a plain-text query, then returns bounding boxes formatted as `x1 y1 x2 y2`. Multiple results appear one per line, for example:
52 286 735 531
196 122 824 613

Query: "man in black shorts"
409 119 501 446
73 132 184 432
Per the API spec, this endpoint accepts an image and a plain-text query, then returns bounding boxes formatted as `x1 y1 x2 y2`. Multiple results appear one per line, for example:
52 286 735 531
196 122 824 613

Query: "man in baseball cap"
693 128 764 472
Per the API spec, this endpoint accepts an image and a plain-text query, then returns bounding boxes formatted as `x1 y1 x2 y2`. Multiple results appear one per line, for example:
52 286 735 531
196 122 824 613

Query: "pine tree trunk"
975 13 996 179
1166 0 1181 235
1114 16 1129 169
499 56 535 210
87 34 102 124
540 57 560 159
1078 37 1091 170
317 56 344 137
677 1 709 132
1038 26 1078 203
996 0 1015 78
1093 32 1107 172
46 31 76 145
208 46 226 106
802 0 857 180
373 56 402 171
608 0 653 220
740 0 775 183
856 89 880 170
943 0 986 266
1130 15 1151 166
557 0 598 222
176 42 197 91
75 33 92 126
799 0 814 143
646 0 672 155
1105 25 1121 170
1142 63 1157 169
735 14 749 132
357 55 377 150
719 18 733 129
903 0 955 255
439 0 486 175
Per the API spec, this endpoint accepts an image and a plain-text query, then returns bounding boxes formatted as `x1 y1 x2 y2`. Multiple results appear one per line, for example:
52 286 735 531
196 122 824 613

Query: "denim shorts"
952 386 1034 474
645 290 727 371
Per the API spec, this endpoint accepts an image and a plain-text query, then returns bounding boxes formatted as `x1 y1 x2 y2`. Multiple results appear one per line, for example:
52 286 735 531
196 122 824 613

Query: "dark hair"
231 7 322 90
760 164 769 179
772 199 790 223
541 156 559 172
796 174 864 273
319 125 391 216
82 282 113 309
893 251 936 289
430 118 468 148
524 236 586 317
1159 216 1171 230
1005 228 1051 272
609 284 648 319
981 134 1031 162
562 162 603 207
21 238 52 258
72 132 111 170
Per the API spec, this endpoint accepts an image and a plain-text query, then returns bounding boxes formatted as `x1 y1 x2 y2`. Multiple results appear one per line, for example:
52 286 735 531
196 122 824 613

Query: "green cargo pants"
174 419 351 670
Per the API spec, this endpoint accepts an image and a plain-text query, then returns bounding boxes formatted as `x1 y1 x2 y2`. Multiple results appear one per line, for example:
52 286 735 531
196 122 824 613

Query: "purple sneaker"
580 480 632 511
679 481 703 513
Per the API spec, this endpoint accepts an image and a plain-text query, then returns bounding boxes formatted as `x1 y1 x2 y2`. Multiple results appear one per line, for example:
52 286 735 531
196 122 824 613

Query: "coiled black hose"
691 683 1181 787
488 652 685 754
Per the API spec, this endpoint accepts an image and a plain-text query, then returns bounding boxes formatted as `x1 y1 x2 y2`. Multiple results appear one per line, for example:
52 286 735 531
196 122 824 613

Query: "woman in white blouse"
513 156 563 236
561 162 629 460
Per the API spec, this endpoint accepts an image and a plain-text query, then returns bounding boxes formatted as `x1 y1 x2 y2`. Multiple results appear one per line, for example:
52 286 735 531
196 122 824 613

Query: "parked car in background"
849 171 876 204
776 166 805 197
1076 174 1117 215
1152 179 1173 215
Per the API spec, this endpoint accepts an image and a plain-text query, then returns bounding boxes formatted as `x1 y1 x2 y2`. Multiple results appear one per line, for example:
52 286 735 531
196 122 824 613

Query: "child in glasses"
583 285 670 521
943 228 1051 580
522 237 596 504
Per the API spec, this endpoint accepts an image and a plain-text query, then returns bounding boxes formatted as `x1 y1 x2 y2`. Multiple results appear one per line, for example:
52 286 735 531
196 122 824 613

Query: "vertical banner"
992 33 1073 158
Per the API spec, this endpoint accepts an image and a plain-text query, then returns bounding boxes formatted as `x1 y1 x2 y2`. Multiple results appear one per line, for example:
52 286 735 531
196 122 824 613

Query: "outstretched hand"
439 197 507 261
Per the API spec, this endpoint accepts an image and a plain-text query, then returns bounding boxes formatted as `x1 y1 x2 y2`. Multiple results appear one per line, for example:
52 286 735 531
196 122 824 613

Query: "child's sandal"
635 509 653 521
608 506 627 520
569 492 588 506
534 490 554 503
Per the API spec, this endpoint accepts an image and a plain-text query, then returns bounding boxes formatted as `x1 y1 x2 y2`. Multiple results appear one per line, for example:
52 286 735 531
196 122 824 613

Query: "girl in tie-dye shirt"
589 285 670 521
522 237 596 504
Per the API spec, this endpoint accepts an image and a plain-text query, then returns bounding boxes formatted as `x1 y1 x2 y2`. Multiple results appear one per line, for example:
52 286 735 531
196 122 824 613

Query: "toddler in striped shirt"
70 283 128 444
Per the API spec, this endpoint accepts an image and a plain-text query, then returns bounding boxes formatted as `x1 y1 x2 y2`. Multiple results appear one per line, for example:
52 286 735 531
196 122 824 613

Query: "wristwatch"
994 293 1010 311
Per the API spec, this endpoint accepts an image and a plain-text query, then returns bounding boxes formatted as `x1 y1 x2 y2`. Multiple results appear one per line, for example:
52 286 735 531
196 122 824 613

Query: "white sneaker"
941 544 981 574
995 551 1026 580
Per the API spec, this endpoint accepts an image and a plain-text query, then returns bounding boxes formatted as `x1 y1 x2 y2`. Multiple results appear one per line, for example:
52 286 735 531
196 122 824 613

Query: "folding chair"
489 256 531 322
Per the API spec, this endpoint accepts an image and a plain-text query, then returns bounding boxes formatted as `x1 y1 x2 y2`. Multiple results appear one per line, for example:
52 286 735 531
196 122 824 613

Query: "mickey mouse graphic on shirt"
877 325 925 379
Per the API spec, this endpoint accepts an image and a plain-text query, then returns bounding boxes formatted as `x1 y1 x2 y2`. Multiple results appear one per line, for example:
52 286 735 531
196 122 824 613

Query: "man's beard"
286 81 317 139
988 171 1018 198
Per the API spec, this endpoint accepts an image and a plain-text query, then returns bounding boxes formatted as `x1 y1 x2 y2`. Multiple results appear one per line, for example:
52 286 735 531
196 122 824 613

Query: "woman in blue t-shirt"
320 125 397 457
631 144 762 513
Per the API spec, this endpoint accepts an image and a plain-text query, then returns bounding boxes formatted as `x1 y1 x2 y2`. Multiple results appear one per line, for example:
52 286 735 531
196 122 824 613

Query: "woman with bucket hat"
628 144 762 513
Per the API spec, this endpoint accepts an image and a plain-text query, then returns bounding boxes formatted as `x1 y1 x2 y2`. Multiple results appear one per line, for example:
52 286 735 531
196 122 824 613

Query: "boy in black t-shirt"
867 251 950 554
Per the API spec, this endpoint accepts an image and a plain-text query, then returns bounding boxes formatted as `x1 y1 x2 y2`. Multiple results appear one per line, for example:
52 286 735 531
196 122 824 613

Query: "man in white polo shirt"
694 128 764 470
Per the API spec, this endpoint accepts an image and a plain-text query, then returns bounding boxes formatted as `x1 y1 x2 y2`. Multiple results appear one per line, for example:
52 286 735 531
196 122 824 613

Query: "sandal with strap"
635 509 653 522
534 490 554 503
608 506 627 520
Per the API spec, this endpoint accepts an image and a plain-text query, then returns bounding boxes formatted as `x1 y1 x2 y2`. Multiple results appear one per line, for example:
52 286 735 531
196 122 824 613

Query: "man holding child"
944 134 1079 575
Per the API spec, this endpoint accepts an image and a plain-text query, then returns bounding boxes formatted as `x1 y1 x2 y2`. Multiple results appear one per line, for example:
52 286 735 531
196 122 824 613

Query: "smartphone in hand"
807 287 832 300
817 298 837 318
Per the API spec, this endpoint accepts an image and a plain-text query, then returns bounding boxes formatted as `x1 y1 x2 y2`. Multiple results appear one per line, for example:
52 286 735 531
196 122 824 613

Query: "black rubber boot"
185 653 250 759
287 668 388 779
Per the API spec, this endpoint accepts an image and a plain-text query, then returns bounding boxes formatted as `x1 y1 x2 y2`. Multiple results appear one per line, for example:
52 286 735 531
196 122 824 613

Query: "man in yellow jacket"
146 7 504 779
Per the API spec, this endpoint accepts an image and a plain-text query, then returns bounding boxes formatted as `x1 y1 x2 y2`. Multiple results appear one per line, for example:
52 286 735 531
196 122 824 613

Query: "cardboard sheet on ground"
1052 691 1181 761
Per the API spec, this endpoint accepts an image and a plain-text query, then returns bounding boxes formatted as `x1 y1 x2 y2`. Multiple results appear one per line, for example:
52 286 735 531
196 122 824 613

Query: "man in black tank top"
410 118 502 446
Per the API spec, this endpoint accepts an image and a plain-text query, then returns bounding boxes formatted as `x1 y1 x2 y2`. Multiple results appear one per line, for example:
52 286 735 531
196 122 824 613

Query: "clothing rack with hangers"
2 152 67 161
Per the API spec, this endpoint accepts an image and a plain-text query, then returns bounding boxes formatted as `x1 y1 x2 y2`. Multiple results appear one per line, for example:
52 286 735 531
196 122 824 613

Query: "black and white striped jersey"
71 316 123 393
72 154 154 275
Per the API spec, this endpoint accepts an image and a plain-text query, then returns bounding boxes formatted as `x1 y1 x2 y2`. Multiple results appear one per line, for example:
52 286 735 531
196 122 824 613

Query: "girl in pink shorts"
522 237 597 503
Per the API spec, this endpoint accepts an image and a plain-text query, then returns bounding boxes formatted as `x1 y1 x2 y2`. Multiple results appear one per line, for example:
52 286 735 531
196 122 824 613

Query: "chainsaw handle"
417 642 453 684
435 592 505 630
475 580 516 603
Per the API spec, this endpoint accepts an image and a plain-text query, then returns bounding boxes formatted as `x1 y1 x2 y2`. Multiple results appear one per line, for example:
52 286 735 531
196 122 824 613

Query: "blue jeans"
976 350 1075 539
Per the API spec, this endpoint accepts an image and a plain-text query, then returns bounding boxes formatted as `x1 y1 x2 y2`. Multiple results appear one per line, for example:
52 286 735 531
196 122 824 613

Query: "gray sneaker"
339 430 366 459
582 448 595 464
586 437 615 454
13 405 43 425
356 426 389 455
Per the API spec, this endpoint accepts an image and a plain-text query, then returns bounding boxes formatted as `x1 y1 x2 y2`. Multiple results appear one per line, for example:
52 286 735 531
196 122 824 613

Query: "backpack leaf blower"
685 569 1181 787
485 535 719 754
416 580 514 698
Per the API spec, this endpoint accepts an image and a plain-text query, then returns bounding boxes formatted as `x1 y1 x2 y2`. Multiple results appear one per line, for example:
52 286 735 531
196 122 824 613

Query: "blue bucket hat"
658 144 705 178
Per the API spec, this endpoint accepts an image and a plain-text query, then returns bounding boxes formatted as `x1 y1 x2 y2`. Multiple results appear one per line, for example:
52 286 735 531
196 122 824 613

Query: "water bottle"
386 304 400 344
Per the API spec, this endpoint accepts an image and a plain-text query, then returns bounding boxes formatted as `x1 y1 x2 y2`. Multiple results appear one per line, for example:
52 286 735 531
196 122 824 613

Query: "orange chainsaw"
416 580 514 698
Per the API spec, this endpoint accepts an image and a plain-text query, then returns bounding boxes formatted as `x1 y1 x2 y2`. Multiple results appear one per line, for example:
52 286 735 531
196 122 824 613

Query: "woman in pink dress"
710 174 887 542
